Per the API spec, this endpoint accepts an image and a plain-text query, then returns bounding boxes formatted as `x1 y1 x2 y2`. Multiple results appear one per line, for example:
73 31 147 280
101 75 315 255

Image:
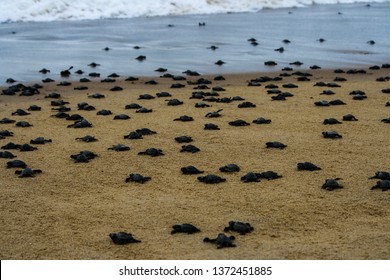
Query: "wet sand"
0 66 389 259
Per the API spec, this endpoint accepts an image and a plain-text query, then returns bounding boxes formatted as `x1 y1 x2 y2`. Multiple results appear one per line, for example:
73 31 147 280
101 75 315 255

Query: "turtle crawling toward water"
171 224 201 234
125 173 151 183
266 141 287 149
219 163 240 173
322 131 342 138
181 166 204 175
123 131 143 139
197 174 226 184
342 114 358 121
322 178 343 191
203 233 236 249
297 162 321 171
7 160 27 168
228 120 250 126
241 172 261 183
174 115 194 122
30 137 52 144
204 123 220 130
0 151 17 159
67 119 92 128
252 117 271 124
371 180 390 191
108 144 130 151
205 109 223 118
15 167 42 178
256 171 282 180
71 150 98 163
138 148 164 157
369 171 390 180
323 118 342 125
76 135 98 142
224 221 254 235
109 232 141 245
180 145 200 153
175 136 193 143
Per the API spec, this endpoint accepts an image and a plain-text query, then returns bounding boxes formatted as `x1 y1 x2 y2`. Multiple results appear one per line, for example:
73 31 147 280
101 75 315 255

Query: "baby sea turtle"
109 232 141 245
369 171 390 180
12 109 30 116
219 164 240 173
205 109 223 118
67 119 92 128
27 105 42 111
71 150 98 163
125 103 142 109
136 107 153 113
108 144 130 151
297 162 321 171
138 94 155 100
171 224 201 234
45 92 61 98
256 171 282 180
253 117 271 124
96 109 112 116
204 123 220 130
75 135 97 142
15 121 32 127
266 141 287 149
322 131 342 138
241 172 261 183
342 114 358 121
19 144 38 152
167 99 183 106
323 118 342 125
30 137 52 144
125 173 151 183
175 136 193 143
195 102 210 108
123 131 143 140
0 118 16 124
1 142 21 149
113 114 130 120
228 120 250 126
138 148 164 157
0 151 17 159
180 145 200 153
15 167 42 178
203 233 236 249
322 178 343 191
136 128 157 135
238 101 256 108
224 221 254 235
197 174 226 184
88 93 105 99
66 114 83 121
174 115 194 122
181 166 204 175
78 102 96 111
7 160 27 168
0 130 14 137
381 117 390 123
371 180 390 191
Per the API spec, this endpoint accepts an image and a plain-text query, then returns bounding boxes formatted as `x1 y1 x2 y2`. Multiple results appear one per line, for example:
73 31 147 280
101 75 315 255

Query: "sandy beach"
1 65 389 259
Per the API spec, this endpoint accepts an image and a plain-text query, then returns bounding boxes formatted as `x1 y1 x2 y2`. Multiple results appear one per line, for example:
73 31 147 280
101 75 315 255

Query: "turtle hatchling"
123 131 143 140
0 151 17 159
219 163 240 173
109 232 141 245
138 148 164 156
174 115 194 122
369 171 390 180
323 118 342 125
114 114 130 120
108 144 130 151
19 144 38 152
180 145 200 153
241 172 261 183
125 103 142 109
197 174 226 184
322 131 342 138
75 135 98 142
67 119 92 128
266 141 287 149
297 162 321 171
136 128 157 135
228 120 250 126
256 171 282 180
181 166 204 175
371 180 390 191
205 109 223 118
7 160 27 168
125 173 151 183
175 136 193 143
224 221 254 235
171 224 201 234
30 137 52 144
203 233 236 249
322 178 343 191
15 167 42 178
1 142 21 149
253 117 271 124
343 114 358 121
15 121 32 127
167 99 183 106
204 123 220 130
71 150 98 163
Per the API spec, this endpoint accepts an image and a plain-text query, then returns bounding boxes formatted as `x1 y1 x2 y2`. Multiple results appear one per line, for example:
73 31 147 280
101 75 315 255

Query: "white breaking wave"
0 0 388 22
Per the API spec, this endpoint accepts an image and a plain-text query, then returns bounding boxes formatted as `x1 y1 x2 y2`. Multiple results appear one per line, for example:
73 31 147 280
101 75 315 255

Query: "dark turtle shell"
371 180 390 191
203 233 236 249
109 232 141 245
197 174 226 184
125 173 151 183
297 162 321 171
181 166 204 175
224 221 254 235
219 164 240 173
171 224 201 234
322 178 343 191
241 172 260 183
266 141 287 149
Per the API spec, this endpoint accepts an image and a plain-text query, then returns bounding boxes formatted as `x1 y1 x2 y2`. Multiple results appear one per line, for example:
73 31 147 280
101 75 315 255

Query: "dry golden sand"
0 68 389 260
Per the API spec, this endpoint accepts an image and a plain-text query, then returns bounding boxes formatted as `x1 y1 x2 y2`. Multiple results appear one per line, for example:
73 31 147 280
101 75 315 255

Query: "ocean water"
0 2 389 85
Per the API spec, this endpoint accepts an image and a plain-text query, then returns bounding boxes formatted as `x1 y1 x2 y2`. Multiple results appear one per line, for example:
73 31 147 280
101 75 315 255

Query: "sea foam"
0 0 388 23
